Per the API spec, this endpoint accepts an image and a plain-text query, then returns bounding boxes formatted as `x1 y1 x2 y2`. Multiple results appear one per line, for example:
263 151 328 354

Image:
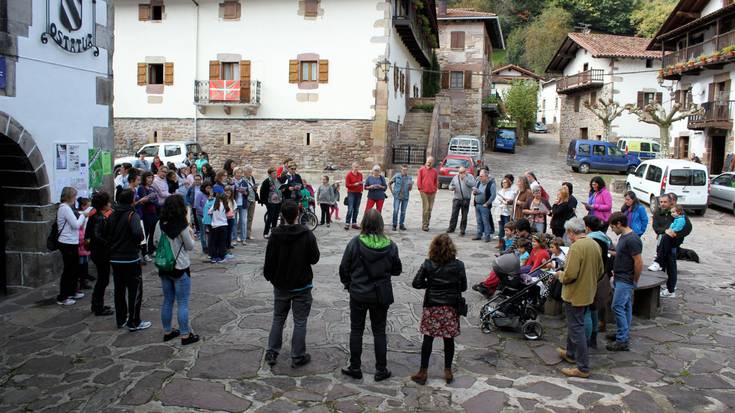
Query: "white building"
650 0 735 173
491 64 542 97
0 0 114 288
546 33 666 148
537 78 561 130
113 0 438 169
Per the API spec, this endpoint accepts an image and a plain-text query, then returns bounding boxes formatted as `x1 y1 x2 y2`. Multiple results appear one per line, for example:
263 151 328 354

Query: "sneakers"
72 292 85 300
265 351 278 366
561 367 590 378
660 290 676 298
128 321 152 332
341 366 363 380
291 353 311 368
144 254 153 263
57 298 76 306
648 262 662 271
605 332 618 341
224 253 235 260
326 223 330 228
606 341 630 352
557 347 576 364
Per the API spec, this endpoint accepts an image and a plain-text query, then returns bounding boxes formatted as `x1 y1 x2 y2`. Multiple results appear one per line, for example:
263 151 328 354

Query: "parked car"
709 172 735 213
493 128 517 153
616 138 661 161
448 135 484 164
566 139 640 174
533 122 548 133
438 155 475 188
114 141 203 171
626 159 709 215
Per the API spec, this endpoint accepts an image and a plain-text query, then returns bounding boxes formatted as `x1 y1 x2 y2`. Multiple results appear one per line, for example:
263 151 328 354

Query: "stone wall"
558 86 608 151
115 118 377 170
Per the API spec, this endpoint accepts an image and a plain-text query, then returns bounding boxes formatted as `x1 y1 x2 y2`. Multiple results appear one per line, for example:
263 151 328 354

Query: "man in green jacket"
555 217 603 378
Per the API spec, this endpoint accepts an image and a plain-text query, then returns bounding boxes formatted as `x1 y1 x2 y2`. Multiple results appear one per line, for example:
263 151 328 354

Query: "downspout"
192 0 199 142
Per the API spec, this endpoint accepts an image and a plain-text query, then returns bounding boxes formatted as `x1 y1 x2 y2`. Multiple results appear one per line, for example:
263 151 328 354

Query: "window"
221 1 241 20
634 164 647 178
164 145 181 157
450 31 465 49
580 127 588 139
300 61 318 82
643 92 655 105
590 91 597 105
609 147 624 156
645 165 663 182
669 169 707 186
148 63 164 85
450 71 464 89
652 143 661 152
138 3 164 21
305 133 311 146
290 58 328 85
138 146 159 157
304 0 319 17
186 143 202 155
574 95 581 112
593 145 605 156
444 158 471 168
583 63 589 71
638 91 662 107
151 4 163 20
400 73 405 93
221 62 239 80
640 142 651 152
713 175 732 186
645 59 653 68
578 144 590 155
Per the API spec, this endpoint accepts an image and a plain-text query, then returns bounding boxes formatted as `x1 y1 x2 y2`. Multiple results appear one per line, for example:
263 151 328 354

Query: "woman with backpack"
55 187 89 306
153 195 199 345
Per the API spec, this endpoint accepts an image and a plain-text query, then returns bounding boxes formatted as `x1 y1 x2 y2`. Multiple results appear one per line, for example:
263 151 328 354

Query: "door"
710 135 726 174
607 146 629 171
678 136 689 159
591 144 607 170
668 168 708 206
629 164 648 198
644 164 664 200
0 185 6 295
580 128 589 140
710 173 734 208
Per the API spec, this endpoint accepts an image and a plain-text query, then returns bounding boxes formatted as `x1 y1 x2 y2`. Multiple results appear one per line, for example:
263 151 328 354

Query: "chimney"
438 0 447 17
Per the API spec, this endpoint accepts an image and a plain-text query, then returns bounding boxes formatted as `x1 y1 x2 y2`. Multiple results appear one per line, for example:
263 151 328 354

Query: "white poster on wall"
53 142 90 202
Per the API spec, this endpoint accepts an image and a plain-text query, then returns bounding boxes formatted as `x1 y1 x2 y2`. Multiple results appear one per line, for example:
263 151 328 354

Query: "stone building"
0 0 115 290
546 33 665 150
113 0 438 170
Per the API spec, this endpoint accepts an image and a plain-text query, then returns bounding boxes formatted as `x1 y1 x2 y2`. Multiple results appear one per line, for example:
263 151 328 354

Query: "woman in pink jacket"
583 176 612 233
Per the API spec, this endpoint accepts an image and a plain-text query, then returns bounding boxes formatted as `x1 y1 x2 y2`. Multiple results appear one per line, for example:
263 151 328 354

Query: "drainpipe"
192 0 199 142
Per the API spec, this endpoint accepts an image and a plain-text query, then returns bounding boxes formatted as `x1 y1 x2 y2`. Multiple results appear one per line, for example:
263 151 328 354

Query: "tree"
502 80 539 145
422 51 441 97
626 102 705 158
523 6 572 74
553 0 637 35
505 27 528 67
583 98 626 141
630 0 677 37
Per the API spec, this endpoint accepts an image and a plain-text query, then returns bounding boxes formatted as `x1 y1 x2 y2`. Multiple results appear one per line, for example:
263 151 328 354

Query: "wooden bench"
632 272 667 319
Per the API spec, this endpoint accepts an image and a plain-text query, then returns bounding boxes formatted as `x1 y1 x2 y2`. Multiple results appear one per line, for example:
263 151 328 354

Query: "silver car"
709 172 735 212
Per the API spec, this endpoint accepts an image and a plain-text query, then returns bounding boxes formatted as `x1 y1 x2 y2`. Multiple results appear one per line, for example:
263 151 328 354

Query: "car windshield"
186 144 202 155
138 146 158 157
498 129 516 139
444 158 471 168
669 169 707 186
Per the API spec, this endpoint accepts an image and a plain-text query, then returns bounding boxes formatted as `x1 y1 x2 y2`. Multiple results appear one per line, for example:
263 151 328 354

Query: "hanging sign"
0 57 6 89
41 0 99 56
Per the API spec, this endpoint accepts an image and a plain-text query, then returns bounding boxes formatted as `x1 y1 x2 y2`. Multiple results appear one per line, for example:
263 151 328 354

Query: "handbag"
455 276 468 316
343 196 348 206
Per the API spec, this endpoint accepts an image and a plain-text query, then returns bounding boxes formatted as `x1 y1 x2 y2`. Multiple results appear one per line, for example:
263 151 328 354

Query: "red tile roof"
442 8 497 18
492 64 543 80
568 33 663 59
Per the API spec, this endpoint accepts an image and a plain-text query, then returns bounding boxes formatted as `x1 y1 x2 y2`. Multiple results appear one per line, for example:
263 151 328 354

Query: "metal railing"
688 100 734 128
663 29 735 67
193 80 261 105
556 69 604 92
392 145 427 165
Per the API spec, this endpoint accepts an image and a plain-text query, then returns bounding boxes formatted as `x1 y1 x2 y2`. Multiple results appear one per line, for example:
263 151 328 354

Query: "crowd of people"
52 153 692 379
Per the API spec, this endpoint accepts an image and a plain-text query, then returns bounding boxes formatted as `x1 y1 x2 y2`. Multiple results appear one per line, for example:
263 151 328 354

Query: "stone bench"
632 272 667 319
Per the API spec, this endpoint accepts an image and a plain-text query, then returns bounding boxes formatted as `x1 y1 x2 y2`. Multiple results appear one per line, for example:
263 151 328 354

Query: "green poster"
102 151 112 175
89 149 103 189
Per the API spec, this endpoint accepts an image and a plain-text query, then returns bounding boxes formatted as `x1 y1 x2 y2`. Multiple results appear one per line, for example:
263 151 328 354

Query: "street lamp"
376 59 391 81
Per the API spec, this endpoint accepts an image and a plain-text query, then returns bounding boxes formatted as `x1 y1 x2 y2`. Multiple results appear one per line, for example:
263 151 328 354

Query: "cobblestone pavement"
2 134 735 413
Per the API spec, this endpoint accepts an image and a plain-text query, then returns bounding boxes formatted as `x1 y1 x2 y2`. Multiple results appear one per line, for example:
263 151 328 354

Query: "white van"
448 135 484 164
626 159 709 215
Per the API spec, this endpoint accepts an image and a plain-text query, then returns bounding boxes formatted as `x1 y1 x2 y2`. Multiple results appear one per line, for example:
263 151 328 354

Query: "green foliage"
492 50 507 67
553 0 637 34
422 51 441 98
502 80 539 143
412 103 435 112
523 6 572 74
630 0 677 37
484 94 501 104
505 28 528 67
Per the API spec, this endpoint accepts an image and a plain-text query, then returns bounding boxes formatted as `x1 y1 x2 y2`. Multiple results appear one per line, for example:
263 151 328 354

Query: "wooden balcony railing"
688 100 734 130
663 29 735 67
556 69 604 94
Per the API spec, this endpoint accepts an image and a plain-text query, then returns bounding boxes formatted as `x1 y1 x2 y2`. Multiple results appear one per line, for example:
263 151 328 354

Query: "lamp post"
376 59 391 81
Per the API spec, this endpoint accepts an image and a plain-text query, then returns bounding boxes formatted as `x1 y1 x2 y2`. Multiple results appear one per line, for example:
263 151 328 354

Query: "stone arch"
0 112 58 289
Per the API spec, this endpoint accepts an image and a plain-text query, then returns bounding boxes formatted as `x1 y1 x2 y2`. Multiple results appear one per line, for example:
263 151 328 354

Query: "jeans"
564 302 589 373
160 273 192 335
264 203 281 235
348 299 389 371
142 213 158 256
196 215 207 253
247 202 256 238
57 243 80 302
448 199 470 232
498 215 511 241
91 256 111 311
236 207 248 240
226 218 235 249
533 221 545 234
392 197 409 226
365 198 384 212
346 192 363 224
267 288 313 360
656 234 678 293
111 262 143 328
420 192 436 229
475 204 493 240
612 280 634 343
319 203 332 224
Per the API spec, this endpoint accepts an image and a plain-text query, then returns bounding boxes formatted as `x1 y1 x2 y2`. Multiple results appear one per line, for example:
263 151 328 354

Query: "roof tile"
442 8 496 18
568 33 663 59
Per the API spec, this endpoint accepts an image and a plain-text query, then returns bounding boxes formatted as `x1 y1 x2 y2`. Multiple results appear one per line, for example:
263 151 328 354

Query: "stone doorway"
677 136 689 159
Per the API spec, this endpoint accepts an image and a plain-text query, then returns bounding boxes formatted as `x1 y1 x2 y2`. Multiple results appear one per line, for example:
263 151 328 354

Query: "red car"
438 155 476 188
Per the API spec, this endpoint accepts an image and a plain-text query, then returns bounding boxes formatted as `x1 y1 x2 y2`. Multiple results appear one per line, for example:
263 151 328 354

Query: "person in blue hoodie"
620 191 648 237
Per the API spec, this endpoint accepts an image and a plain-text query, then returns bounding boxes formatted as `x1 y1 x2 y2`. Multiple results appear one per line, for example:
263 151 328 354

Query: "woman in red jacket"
344 162 364 230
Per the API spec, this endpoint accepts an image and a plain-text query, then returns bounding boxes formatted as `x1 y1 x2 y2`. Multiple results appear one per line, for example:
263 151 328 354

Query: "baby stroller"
479 253 555 341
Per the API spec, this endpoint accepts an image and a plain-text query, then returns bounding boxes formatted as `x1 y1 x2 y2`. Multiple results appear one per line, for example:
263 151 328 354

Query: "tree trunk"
602 120 611 142
517 125 527 146
659 125 671 158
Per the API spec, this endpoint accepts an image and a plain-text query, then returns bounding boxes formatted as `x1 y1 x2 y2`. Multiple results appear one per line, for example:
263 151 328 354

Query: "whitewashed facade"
537 79 560 127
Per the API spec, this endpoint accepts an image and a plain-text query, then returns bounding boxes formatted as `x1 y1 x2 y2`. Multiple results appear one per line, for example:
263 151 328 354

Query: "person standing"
620 191 648 237
472 170 496 242
493 175 517 250
512 176 533 222
153 195 200 345
260 167 284 239
243 165 259 240
389 164 413 231
447 167 476 236
152 166 171 207
582 176 612 233
344 162 365 230
263 200 320 368
523 188 551 234
55 187 88 306
317 175 337 227
364 165 388 213
524 171 549 201
195 152 209 174
232 167 250 244
417 157 438 232
137 172 159 262
410 234 467 385
106 189 151 331
339 209 402 381
279 162 304 201
133 153 150 172
554 217 603 378
551 185 576 238
606 212 642 352
87 191 113 316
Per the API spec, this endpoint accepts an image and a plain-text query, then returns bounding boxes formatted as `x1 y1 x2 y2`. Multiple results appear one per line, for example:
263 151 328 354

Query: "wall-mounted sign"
41 0 99 56
0 57 5 89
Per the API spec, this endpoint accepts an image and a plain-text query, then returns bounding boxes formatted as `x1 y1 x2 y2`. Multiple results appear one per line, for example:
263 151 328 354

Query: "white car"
709 172 735 213
626 159 709 216
114 141 203 171
448 135 484 164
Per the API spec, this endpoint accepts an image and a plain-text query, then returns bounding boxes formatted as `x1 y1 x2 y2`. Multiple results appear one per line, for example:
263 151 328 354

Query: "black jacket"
652 207 691 240
550 200 576 234
264 223 320 290
105 204 144 262
412 259 467 307
339 236 402 304
86 209 109 261
279 173 303 200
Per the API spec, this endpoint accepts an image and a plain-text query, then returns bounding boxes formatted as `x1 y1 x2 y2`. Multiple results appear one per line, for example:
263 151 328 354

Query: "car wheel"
694 208 706 216
650 195 658 213
579 163 590 174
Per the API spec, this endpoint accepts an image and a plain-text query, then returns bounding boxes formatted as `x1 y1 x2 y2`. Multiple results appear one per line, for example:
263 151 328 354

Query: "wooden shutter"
223 1 241 19
393 67 399 91
209 60 221 80
138 4 151 21
305 0 318 17
137 63 147 85
464 71 472 89
708 83 716 102
400 73 405 93
318 60 329 83
655 92 662 104
289 60 299 83
441 71 449 89
240 60 251 102
164 62 174 85
637 91 644 108
723 80 731 101
451 31 465 49
674 90 681 104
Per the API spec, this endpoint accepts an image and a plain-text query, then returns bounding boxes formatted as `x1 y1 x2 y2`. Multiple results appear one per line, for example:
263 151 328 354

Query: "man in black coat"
263 200 320 368
649 193 692 298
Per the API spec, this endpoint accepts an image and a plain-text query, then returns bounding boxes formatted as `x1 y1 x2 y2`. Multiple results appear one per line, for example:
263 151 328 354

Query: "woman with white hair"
364 165 388 213
55 186 89 306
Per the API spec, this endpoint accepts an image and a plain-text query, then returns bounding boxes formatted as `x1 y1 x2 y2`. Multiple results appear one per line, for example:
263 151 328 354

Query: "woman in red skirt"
410 234 467 384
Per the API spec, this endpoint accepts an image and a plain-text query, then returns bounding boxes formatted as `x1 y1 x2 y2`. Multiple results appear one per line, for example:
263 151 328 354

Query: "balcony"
194 80 261 115
661 30 735 79
688 100 734 130
482 93 502 114
392 1 435 67
556 69 604 94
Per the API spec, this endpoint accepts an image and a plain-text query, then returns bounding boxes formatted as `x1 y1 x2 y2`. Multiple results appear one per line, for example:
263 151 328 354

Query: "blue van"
566 139 640 174
494 128 517 153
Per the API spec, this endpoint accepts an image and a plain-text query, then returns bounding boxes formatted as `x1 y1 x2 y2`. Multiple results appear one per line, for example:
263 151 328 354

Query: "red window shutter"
464 71 472 89
138 4 151 21
305 0 318 17
209 60 221 80
289 60 299 83
637 91 644 108
318 60 329 83
441 71 449 89
655 92 662 104
240 60 251 101
164 62 174 85
137 63 147 85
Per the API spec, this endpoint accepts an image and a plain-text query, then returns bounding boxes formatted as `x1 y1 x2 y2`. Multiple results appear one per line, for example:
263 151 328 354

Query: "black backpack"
46 219 66 251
